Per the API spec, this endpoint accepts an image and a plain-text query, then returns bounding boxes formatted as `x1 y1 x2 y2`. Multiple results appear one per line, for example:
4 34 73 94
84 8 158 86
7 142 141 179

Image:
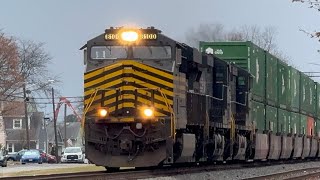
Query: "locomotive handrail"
230 115 235 141
83 88 118 114
205 84 228 101
83 88 119 126
230 92 248 106
83 88 99 127
157 88 176 141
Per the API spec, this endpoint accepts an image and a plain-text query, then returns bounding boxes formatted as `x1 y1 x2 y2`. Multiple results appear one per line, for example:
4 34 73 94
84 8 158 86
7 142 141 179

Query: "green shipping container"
265 52 278 106
199 41 266 102
291 112 300 135
278 108 289 134
309 79 316 116
251 100 265 132
265 105 277 132
316 119 320 137
300 73 316 116
290 67 300 112
300 73 308 114
300 114 307 135
316 83 320 118
277 61 290 109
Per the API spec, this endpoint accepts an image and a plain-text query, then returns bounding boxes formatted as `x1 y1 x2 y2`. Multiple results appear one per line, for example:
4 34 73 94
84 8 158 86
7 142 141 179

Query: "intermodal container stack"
290 67 300 113
200 41 318 136
200 41 266 102
266 53 278 106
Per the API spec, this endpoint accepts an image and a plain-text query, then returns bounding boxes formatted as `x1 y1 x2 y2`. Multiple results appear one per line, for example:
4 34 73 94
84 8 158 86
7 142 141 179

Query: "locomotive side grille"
84 60 174 119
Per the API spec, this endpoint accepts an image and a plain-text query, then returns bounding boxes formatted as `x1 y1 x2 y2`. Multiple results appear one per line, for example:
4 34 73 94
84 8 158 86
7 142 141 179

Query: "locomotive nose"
120 139 132 151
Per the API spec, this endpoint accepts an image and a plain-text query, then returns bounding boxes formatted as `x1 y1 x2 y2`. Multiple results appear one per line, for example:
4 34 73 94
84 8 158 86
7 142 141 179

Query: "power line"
28 101 83 105
4 95 83 100
0 99 83 104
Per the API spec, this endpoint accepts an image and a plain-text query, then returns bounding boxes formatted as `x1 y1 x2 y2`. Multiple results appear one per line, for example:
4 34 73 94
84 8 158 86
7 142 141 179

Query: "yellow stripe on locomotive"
84 60 174 122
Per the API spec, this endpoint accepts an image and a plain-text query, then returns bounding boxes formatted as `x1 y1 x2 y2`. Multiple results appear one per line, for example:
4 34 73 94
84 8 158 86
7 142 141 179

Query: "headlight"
121 31 138 42
98 108 108 117
143 108 153 117
136 123 142 129
78 155 82 159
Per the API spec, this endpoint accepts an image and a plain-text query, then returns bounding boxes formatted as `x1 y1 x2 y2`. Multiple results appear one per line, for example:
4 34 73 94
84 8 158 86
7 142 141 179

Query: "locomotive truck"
81 26 319 171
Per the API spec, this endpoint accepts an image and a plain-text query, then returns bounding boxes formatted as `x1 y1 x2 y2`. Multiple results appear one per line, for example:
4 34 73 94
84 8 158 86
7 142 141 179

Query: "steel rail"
1 160 318 180
245 167 320 180
0 163 246 180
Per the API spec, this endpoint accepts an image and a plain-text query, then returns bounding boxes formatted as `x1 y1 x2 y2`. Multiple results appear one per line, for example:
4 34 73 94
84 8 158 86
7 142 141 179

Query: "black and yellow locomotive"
81 27 251 170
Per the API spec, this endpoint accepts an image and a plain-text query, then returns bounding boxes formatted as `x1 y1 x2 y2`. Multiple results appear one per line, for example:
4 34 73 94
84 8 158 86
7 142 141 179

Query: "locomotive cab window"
237 76 246 86
133 46 171 59
91 46 127 60
90 46 172 60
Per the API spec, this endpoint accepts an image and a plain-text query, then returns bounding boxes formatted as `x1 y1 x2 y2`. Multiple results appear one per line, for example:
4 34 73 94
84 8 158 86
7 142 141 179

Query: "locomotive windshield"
90 45 172 60
133 46 171 59
91 46 127 59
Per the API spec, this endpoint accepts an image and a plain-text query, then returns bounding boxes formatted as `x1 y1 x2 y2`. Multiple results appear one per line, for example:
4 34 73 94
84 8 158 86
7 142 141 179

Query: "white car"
60 147 84 163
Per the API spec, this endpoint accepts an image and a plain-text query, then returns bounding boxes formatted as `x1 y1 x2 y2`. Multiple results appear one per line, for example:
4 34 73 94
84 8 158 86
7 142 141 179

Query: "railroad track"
246 167 320 180
1 160 319 180
0 162 250 180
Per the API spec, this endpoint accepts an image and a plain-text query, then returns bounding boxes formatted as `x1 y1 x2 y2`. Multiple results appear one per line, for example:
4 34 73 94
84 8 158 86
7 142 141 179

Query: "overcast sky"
0 0 319 116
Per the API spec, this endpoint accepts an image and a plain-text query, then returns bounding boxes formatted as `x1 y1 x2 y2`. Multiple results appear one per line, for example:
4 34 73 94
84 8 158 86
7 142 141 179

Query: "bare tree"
0 31 60 103
292 0 320 11
292 0 320 46
0 32 23 101
16 39 60 98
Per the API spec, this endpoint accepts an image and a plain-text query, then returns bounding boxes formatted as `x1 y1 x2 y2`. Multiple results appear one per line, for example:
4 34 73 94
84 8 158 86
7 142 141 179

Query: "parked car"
0 149 8 167
31 149 47 162
21 150 42 164
46 154 57 163
61 147 84 163
7 149 27 161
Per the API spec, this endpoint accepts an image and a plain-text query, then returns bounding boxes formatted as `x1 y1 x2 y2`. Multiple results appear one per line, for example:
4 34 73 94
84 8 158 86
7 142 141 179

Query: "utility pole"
23 85 30 150
64 104 67 148
52 87 59 163
44 117 49 154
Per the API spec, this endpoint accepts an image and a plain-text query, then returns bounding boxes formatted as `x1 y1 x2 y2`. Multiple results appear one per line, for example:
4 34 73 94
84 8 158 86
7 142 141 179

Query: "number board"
104 29 158 41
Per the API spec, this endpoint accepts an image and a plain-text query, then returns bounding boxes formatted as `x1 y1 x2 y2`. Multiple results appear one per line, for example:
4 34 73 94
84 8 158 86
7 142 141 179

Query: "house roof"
1 101 25 116
46 121 63 144
58 122 81 140
6 129 39 141
1 100 38 117
5 112 44 141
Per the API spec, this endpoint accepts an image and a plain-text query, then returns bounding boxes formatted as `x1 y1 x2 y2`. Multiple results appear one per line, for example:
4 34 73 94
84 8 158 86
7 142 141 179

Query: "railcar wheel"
105 167 120 172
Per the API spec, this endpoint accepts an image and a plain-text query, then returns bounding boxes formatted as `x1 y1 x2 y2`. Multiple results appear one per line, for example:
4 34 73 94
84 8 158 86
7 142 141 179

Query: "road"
0 163 91 176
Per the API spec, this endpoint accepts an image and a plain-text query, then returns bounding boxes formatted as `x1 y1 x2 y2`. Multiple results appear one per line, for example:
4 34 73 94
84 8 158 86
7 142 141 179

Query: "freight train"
81 27 320 171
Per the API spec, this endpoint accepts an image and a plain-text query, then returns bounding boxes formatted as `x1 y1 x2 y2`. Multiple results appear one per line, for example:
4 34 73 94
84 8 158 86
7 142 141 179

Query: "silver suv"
61 147 84 163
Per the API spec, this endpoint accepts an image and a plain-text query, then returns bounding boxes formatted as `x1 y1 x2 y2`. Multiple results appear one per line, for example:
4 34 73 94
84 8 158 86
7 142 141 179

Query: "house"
38 121 83 156
59 122 83 148
38 120 64 155
2 101 43 154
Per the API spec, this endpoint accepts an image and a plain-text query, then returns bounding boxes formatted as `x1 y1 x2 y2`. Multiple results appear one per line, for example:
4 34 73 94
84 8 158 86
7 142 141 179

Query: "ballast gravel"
141 161 320 180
